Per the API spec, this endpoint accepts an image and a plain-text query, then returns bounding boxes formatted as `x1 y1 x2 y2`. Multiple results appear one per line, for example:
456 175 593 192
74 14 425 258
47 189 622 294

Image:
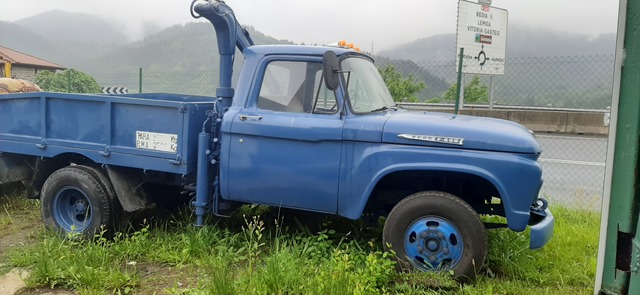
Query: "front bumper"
529 208 554 249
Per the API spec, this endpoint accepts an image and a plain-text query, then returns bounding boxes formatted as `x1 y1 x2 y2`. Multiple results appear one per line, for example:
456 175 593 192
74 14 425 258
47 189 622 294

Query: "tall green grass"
6 206 599 294
0 189 40 232
0 188 41 277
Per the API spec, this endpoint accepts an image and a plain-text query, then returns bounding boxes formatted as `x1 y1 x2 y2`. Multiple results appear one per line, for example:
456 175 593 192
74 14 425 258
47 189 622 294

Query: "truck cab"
213 43 553 281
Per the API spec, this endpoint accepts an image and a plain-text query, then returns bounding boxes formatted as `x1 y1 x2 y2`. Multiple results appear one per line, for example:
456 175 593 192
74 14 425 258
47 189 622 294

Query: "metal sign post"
455 48 464 114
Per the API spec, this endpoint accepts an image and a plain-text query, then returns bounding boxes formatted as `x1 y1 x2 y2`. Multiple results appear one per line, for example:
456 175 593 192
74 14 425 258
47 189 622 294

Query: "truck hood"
382 111 541 154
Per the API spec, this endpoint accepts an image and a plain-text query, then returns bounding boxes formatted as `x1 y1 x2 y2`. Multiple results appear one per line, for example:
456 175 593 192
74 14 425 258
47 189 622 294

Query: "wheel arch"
25 152 98 199
353 163 509 219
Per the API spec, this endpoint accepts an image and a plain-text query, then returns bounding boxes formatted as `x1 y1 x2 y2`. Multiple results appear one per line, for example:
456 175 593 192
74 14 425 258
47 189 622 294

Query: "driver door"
226 58 343 213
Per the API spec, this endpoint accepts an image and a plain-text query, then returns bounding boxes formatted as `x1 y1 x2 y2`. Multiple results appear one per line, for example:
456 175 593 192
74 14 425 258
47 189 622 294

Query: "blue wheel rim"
52 186 93 233
404 216 464 271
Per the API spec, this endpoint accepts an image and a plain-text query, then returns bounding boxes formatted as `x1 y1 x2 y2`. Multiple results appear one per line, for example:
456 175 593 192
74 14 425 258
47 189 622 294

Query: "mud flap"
106 166 152 212
0 154 32 184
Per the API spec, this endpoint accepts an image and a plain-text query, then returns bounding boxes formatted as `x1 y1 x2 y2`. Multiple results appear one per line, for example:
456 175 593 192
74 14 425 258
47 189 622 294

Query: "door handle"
239 114 263 121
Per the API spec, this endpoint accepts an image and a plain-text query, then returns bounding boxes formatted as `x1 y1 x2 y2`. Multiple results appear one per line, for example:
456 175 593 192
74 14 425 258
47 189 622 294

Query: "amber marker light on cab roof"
328 40 361 51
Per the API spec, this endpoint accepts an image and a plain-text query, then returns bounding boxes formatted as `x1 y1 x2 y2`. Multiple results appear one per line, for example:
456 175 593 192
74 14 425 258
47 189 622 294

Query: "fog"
2 0 620 51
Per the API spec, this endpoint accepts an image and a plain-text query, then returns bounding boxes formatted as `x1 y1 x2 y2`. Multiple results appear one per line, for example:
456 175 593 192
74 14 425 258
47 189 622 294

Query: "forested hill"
378 25 616 62
14 10 132 45
66 23 293 73
2 10 615 75
1 10 291 73
1 10 616 107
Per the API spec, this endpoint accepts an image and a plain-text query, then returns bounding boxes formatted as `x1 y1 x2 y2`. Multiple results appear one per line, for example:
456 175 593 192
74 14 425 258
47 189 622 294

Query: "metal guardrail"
398 102 611 113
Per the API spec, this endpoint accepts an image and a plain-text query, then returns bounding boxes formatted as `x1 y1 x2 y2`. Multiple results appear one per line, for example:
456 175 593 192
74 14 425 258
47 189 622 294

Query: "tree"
35 69 101 93
443 76 489 104
378 64 426 102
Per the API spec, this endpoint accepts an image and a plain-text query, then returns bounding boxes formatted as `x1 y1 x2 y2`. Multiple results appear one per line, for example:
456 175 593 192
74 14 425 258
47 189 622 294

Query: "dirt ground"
0 227 75 295
0 189 76 295
0 190 196 295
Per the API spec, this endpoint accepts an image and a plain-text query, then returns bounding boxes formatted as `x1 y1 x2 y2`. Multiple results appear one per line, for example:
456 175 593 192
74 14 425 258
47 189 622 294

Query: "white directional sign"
456 0 508 75
101 87 129 94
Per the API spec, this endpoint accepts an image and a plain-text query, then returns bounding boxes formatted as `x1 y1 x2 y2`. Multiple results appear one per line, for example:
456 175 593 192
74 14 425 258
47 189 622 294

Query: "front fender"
337 143 542 232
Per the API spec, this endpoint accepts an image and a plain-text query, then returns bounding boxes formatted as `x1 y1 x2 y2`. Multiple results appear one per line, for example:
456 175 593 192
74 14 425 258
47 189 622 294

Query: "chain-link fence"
535 134 606 211
86 54 614 211
378 54 615 110
388 54 613 212
89 55 615 110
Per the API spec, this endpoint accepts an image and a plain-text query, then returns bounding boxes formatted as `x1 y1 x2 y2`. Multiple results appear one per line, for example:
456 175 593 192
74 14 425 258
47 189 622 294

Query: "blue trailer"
0 0 553 282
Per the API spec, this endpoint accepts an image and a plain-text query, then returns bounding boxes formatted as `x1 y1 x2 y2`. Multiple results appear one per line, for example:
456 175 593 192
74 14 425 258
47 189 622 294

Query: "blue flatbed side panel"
0 92 215 175
48 98 107 143
0 95 41 137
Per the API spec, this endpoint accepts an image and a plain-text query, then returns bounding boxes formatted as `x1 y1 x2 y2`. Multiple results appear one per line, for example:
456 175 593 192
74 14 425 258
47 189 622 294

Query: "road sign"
456 0 508 75
101 87 129 94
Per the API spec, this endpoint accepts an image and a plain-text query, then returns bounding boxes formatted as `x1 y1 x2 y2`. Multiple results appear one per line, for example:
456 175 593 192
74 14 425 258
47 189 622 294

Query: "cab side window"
257 61 337 114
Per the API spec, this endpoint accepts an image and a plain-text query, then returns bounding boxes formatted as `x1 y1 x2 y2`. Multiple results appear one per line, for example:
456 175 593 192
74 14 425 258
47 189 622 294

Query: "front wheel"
382 191 487 283
41 165 121 238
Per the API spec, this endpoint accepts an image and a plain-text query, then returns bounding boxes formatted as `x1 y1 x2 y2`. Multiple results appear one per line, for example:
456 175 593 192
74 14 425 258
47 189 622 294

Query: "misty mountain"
379 34 456 62
379 25 616 62
14 10 128 45
4 9 616 72
373 56 450 99
0 21 54 59
73 23 293 73
1 10 291 72
0 20 114 70
375 26 616 108
1 10 616 107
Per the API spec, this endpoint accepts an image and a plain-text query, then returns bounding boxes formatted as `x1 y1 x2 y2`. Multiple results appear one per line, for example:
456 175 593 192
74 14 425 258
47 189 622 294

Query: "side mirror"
323 51 339 91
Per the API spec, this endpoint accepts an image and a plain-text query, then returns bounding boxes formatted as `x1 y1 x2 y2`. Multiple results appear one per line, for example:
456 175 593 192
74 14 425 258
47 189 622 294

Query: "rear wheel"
382 191 487 283
41 165 121 238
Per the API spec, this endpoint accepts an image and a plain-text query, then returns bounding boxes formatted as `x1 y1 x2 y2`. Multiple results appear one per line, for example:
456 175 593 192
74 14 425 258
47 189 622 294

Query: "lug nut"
437 232 445 239
420 231 429 238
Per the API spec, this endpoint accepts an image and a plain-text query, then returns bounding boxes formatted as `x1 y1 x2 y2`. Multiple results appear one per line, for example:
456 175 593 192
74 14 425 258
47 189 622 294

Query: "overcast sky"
2 0 620 51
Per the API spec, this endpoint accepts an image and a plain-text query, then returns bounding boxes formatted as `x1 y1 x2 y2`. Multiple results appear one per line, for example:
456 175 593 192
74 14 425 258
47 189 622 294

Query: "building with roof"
0 45 66 82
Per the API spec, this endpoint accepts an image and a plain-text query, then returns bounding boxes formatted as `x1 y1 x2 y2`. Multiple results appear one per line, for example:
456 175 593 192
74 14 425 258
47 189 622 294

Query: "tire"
41 165 121 238
74 165 129 230
382 191 487 283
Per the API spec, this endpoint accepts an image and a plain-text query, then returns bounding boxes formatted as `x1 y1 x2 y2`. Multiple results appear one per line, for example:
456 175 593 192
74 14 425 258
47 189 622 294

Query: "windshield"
340 57 395 113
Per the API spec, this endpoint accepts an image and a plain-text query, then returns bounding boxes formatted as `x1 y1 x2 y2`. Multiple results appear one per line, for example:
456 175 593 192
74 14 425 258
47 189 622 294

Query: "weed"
241 215 266 270
0 193 40 236
5 205 599 294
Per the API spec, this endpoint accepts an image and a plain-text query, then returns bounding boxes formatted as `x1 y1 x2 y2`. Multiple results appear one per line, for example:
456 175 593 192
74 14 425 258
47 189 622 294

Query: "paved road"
536 134 608 211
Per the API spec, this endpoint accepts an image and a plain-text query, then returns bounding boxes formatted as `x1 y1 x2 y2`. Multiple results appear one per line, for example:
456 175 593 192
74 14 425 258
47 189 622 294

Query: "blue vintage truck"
0 0 553 281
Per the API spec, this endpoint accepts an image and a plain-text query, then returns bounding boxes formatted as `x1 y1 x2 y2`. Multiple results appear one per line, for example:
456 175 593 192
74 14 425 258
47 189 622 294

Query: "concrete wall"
404 106 609 135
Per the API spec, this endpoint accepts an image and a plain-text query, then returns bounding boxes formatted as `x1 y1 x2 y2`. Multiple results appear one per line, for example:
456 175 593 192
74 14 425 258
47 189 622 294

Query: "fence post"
67 70 71 93
455 47 464 115
489 76 494 109
139 68 143 94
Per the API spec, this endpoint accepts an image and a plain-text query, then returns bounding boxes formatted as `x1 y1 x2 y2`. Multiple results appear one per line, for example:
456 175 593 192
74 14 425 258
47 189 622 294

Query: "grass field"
0 192 600 295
